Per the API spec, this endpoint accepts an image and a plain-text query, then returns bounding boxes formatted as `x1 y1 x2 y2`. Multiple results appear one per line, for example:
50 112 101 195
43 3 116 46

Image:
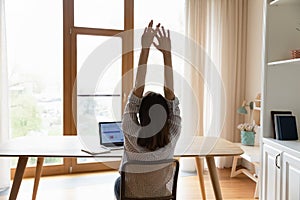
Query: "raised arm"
133 20 160 98
153 26 175 100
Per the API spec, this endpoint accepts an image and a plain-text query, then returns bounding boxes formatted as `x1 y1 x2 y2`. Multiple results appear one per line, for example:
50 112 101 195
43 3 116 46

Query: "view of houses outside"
6 0 64 166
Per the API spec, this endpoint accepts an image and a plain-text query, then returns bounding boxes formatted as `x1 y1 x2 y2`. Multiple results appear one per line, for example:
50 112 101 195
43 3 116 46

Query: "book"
274 115 298 140
271 111 292 138
274 114 293 139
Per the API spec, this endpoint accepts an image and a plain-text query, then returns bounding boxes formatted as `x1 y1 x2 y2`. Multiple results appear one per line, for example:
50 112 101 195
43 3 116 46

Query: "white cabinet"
262 139 300 200
282 152 300 200
262 144 281 200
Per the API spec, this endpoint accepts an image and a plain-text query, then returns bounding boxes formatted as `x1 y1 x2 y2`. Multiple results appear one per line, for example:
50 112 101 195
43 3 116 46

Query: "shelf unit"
263 0 300 138
253 98 261 126
261 0 300 199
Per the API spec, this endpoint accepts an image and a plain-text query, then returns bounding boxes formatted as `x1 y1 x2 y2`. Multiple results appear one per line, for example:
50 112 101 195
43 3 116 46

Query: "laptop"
99 121 124 150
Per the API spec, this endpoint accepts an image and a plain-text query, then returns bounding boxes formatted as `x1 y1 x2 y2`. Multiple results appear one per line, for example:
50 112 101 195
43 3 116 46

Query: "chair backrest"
120 159 179 200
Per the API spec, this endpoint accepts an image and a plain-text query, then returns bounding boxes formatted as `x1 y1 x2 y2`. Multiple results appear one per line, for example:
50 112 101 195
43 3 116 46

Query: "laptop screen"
99 121 124 147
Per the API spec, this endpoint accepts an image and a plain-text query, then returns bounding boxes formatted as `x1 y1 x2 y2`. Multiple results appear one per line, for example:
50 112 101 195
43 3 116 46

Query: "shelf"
267 58 300 66
253 106 261 111
253 99 261 111
270 0 300 6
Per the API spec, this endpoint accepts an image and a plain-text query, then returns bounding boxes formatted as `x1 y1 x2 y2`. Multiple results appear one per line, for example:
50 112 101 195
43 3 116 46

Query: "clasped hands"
141 20 171 55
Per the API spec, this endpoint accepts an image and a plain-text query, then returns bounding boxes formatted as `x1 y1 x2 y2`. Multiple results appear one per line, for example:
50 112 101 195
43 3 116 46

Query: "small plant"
237 121 256 132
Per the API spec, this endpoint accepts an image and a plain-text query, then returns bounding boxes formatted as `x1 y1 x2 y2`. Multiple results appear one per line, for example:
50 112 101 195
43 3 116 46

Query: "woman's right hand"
141 20 160 49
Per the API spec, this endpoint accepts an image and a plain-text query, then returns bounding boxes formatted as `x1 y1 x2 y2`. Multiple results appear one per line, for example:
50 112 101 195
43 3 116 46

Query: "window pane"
6 0 63 166
133 51 185 94
77 35 122 95
134 0 185 94
77 96 122 124
134 0 185 34
75 0 124 29
77 95 121 164
77 35 122 161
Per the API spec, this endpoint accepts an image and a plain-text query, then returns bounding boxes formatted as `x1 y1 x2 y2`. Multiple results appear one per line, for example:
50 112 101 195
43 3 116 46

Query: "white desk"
0 136 243 200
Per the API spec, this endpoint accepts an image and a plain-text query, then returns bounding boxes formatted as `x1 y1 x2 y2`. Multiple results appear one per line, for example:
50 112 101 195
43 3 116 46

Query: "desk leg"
206 156 222 200
32 157 44 200
9 156 28 200
195 157 206 200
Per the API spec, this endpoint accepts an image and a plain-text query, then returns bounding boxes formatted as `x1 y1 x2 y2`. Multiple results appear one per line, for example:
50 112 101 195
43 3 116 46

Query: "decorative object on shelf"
291 24 300 59
237 100 254 122
291 49 300 59
237 122 256 146
237 100 257 146
274 115 298 140
270 110 292 139
240 131 255 146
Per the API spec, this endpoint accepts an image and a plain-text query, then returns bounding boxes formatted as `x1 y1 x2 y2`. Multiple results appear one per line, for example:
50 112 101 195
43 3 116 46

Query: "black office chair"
120 159 179 200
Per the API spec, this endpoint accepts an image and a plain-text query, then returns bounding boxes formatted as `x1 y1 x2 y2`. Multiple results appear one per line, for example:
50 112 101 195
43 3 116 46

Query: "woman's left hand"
153 26 171 54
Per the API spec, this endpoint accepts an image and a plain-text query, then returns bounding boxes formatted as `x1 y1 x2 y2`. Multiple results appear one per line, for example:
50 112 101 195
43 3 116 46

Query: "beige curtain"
185 0 247 167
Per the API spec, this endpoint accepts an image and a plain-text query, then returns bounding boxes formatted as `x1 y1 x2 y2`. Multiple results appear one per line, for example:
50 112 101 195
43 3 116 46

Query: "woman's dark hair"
137 92 170 151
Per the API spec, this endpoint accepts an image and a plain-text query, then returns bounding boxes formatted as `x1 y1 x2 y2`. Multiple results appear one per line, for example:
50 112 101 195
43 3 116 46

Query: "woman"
114 20 181 199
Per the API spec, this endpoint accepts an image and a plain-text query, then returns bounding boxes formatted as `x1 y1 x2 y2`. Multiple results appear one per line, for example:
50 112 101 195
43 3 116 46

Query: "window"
77 35 122 125
5 0 185 176
6 0 63 167
67 0 131 170
74 0 124 29
134 0 185 34
76 35 123 164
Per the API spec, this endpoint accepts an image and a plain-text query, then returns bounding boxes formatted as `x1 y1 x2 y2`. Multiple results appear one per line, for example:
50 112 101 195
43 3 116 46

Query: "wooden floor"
0 168 256 200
